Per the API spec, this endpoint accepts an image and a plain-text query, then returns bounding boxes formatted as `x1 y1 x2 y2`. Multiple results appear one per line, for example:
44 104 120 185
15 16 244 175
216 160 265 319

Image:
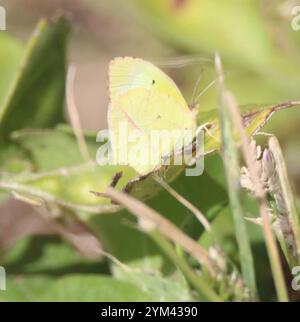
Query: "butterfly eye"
152 79 155 85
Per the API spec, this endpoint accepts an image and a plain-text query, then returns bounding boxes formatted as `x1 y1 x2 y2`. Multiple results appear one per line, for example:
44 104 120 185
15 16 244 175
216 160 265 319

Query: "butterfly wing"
109 57 188 107
108 57 196 175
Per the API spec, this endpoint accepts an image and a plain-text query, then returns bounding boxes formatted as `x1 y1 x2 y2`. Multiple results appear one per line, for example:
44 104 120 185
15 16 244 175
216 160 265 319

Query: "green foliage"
0 16 69 143
0 33 23 107
2 274 153 302
0 3 300 302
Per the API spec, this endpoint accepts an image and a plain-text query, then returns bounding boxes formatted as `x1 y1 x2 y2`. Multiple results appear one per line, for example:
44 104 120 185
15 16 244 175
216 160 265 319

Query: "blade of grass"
216 56 257 299
66 64 91 162
268 136 300 264
215 55 288 302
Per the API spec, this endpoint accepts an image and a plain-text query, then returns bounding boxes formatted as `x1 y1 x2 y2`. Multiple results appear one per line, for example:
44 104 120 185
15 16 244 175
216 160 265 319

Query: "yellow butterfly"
108 57 197 175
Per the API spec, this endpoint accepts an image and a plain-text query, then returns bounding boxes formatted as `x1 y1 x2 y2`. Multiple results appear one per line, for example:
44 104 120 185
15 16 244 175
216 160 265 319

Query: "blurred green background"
0 0 300 301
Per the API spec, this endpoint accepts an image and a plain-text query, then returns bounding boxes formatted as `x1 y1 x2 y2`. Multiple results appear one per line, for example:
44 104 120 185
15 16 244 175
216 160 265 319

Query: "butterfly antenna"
154 54 213 69
193 71 229 106
190 70 204 108
194 78 218 104
66 64 91 162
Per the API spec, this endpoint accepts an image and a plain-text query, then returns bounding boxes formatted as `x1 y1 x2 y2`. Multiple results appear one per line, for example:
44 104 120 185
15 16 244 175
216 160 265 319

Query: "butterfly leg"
110 171 123 188
196 122 217 140
90 171 123 204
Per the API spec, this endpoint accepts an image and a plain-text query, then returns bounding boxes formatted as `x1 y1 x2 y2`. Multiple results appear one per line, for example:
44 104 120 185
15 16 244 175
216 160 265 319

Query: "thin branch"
66 64 91 162
154 175 211 231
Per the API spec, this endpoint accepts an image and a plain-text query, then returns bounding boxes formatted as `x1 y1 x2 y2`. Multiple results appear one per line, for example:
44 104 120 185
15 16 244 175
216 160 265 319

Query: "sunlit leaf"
0 16 70 143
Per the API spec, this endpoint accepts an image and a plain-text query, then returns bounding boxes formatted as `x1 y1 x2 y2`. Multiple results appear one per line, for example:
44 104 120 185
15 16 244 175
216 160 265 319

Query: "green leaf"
0 128 137 214
11 128 99 171
0 16 70 143
0 144 33 174
89 209 172 273
38 275 153 301
0 275 152 302
0 276 54 302
4 235 106 275
0 33 23 106
112 269 192 301
0 235 152 301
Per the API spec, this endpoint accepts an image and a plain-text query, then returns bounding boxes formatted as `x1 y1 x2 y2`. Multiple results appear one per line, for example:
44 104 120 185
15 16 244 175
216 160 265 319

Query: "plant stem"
216 55 257 299
149 232 222 301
